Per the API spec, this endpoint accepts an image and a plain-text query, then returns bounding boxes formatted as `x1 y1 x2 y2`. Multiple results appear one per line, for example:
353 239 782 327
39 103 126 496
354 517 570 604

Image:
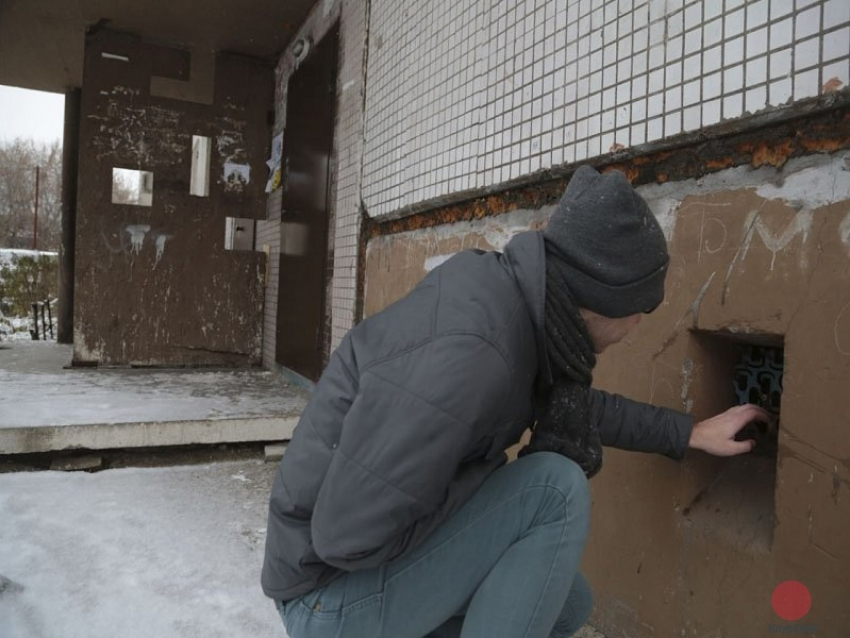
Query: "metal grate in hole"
733 344 782 456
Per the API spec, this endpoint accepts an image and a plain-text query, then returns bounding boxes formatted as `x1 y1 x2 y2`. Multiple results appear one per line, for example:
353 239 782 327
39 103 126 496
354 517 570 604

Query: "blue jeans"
276 452 592 638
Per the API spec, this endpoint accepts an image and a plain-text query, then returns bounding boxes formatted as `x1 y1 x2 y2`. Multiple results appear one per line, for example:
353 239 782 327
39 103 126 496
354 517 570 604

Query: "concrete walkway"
0 459 607 638
0 459 283 638
0 342 608 637
0 341 310 454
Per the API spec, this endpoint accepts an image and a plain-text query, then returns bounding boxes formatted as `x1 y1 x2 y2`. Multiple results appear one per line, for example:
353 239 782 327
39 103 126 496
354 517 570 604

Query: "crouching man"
262 166 769 638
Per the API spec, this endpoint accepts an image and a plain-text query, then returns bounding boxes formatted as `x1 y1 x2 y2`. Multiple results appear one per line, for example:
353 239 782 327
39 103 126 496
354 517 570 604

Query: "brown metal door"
275 27 338 381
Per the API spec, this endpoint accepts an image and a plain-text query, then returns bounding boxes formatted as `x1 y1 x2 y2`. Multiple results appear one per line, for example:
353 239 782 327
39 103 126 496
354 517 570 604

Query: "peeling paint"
73 327 105 363
125 225 151 255
824 77 844 93
755 157 850 209
740 139 795 168
153 234 173 268
427 207 548 249
216 133 248 166
424 253 456 272
839 211 850 256
90 99 185 166
365 97 850 225
643 153 846 213
649 197 680 242
111 85 140 96
368 128 850 254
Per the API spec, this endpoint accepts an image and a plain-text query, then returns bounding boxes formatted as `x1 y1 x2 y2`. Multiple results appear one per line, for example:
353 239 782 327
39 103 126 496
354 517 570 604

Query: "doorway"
275 26 339 381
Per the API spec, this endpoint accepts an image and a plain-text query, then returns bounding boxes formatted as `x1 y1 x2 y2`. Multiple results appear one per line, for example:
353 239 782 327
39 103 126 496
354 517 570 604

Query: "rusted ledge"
362 88 850 241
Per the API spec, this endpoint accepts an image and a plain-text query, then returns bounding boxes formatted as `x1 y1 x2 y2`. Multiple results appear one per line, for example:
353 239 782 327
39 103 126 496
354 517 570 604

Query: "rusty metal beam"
364 89 850 241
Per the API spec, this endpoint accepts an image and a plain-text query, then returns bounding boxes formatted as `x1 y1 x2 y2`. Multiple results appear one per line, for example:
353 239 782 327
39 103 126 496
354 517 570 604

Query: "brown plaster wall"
363 150 850 634
587 179 850 636
364 208 548 317
74 30 272 366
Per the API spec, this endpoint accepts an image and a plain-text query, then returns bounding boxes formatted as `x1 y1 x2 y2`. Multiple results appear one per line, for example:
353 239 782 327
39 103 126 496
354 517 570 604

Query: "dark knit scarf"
519 240 603 478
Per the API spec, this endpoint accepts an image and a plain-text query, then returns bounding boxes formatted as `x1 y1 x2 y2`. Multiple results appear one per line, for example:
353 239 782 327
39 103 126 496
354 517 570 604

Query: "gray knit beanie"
543 165 669 318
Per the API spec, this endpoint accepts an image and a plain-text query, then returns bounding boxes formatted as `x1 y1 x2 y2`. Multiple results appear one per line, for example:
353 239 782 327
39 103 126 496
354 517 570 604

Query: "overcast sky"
0 85 65 146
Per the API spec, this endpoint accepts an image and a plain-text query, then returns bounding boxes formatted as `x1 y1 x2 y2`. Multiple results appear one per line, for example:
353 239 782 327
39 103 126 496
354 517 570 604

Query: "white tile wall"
362 0 850 218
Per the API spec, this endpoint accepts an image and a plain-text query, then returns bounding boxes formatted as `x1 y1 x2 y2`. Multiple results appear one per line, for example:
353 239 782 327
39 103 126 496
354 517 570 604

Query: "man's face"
579 308 642 353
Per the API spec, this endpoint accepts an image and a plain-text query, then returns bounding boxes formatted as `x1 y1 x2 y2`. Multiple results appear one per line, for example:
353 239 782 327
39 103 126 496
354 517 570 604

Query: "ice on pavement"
0 460 286 638
0 341 309 429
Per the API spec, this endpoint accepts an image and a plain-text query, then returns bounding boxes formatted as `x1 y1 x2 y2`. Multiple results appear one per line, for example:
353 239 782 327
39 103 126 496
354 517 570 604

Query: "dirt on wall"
74 30 273 367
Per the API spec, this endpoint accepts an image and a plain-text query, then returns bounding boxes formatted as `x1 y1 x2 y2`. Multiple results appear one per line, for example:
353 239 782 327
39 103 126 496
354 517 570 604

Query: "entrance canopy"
0 0 317 92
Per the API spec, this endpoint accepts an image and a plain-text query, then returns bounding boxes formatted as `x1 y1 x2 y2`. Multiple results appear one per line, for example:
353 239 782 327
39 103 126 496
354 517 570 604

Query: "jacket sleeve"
589 389 694 460
310 334 511 571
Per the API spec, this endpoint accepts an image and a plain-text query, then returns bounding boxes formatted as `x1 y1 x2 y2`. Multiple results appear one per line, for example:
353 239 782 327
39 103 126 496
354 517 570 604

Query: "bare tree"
0 138 63 250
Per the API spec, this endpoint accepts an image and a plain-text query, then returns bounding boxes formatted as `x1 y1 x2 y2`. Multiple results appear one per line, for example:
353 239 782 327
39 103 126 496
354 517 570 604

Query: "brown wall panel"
363 147 850 635
74 30 273 366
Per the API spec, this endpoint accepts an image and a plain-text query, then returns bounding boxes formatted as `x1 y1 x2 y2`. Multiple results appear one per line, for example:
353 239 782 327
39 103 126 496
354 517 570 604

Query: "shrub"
0 251 59 317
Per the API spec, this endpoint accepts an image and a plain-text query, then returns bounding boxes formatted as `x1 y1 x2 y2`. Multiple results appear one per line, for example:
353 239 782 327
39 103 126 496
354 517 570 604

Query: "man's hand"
689 404 774 456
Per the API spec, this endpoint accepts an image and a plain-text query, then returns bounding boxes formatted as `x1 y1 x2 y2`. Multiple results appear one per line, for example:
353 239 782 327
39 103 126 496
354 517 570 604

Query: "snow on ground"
0 367 307 427
0 314 34 341
0 342 309 429
0 248 59 341
0 460 286 638
0 248 58 267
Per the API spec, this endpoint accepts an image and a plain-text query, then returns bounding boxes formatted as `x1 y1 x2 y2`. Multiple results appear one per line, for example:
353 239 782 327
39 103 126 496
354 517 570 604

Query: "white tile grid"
329 0 369 350
362 0 850 217
361 0 412 212
363 0 484 216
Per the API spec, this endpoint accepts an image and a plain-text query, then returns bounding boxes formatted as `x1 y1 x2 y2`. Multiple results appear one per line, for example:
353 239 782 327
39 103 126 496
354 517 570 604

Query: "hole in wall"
190 136 211 197
682 330 784 554
112 168 153 206
224 217 255 251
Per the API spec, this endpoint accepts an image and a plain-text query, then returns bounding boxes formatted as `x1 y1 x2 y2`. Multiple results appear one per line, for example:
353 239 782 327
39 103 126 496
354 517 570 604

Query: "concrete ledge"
263 443 287 462
0 416 299 455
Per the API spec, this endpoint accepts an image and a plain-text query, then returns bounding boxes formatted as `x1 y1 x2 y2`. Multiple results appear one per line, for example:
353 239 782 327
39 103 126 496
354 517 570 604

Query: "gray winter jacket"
261 231 693 601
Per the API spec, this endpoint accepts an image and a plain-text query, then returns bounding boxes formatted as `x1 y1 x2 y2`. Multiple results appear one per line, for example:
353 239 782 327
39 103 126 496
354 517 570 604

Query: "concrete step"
0 416 298 455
